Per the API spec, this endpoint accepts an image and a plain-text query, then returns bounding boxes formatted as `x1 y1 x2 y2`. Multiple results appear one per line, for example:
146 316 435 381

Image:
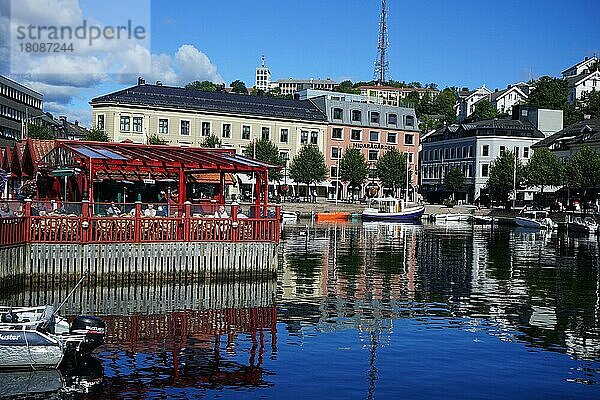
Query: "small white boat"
514 210 555 230
473 215 495 225
0 305 105 370
433 213 472 222
362 198 425 222
281 211 298 224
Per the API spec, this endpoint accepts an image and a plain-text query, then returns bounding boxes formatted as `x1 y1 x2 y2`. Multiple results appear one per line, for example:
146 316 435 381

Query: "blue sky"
2 0 599 125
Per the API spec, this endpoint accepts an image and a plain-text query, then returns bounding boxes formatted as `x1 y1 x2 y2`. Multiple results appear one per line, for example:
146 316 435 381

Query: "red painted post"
24 199 31 243
183 201 191 241
81 199 90 243
231 205 239 242
275 205 281 243
134 201 142 243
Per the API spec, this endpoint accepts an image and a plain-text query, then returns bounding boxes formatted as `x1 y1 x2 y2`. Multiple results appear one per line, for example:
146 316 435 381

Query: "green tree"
230 80 248 94
524 147 562 199
416 91 434 117
527 76 581 125
471 99 497 120
243 138 284 182
185 80 217 91
339 147 368 200
432 88 457 124
566 146 600 202
148 133 167 145
289 145 327 197
444 166 466 200
27 123 54 140
487 150 524 208
376 149 407 197
200 134 221 148
334 80 360 94
578 90 600 119
85 128 109 142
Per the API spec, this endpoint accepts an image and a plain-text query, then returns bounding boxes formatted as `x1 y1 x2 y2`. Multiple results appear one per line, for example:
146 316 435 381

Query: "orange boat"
315 212 350 222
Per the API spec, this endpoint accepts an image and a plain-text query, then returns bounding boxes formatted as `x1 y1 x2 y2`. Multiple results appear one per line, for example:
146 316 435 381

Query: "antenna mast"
373 0 389 85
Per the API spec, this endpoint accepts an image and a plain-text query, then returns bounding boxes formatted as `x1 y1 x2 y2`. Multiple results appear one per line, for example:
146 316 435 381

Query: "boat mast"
512 147 517 209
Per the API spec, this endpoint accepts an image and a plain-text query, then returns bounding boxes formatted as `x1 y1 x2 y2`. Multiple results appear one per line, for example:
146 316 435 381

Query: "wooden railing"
0 200 281 245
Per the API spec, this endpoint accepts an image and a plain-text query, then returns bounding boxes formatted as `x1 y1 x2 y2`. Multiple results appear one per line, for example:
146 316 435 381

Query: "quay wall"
0 242 277 292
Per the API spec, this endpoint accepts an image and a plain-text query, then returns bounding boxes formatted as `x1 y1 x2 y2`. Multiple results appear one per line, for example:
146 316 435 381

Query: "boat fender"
0 312 18 323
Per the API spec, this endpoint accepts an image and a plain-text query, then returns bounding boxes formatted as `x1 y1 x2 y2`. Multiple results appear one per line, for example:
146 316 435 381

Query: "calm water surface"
2 222 600 399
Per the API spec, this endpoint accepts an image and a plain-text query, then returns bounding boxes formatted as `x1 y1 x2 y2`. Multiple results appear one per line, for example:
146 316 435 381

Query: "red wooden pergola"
37 140 278 211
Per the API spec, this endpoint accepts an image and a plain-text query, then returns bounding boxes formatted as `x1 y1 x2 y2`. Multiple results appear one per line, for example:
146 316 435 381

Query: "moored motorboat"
473 215 495 225
362 198 425 222
514 210 555 230
433 213 472 222
0 305 105 370
315 212 349 222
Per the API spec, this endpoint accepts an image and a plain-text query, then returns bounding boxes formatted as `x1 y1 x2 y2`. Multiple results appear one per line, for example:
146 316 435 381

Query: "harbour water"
1 222 600 399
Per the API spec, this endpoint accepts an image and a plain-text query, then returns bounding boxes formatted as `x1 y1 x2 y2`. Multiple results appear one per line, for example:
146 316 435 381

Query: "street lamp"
335 146 341 205
283 152 289 202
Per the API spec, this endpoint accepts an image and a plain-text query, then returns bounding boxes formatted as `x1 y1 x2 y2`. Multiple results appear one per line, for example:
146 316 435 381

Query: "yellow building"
90 81 328 162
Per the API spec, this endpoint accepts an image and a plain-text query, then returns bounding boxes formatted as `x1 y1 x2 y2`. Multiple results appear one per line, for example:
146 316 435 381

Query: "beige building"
90 81 328 163
274 78 337 96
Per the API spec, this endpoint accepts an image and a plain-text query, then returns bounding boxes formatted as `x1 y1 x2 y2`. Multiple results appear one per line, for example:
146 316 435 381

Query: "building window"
333 108 343 120
262 127 270 140
482 145 489 157
97 114 104 131
368 150 379 161
352 110 362 122
405 115 415 127
158 118 168 134
387 113 397 125
330 166 338 178
301 130 308 144
133 117 143 133
482 164 489 177
469 146 473 157
180 120 190 136
387 132 397 144
222 123 231 138
523 147 529 158
404 134 414 145
500 146 506 155
514 147 519 158
407 152 414 163
331 147 341 159
445 148 450 159
119 116 130 132
280 128 288 143
310 131 318 145
451 148 456 159
370 112 380 124
369 131 379 142
351 129 361 141
280 151 289 162
242 125 251 140
332 128 343 139
202 122 211 136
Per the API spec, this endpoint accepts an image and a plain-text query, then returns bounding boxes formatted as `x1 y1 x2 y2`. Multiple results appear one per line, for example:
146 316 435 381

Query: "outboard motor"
70 316 106 355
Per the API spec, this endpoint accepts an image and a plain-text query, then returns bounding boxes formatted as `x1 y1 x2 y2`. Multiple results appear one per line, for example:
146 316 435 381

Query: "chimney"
138 77 145 85
74 120 79 126
495 88 499 92
59 116 67 127
156 80 163 86
507 84 512 89
585 56 589 61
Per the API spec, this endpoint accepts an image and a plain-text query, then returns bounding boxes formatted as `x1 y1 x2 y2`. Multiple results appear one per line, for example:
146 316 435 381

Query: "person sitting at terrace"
214 205 228 218
156 205 167 217
106 202 121 216
144 204 157 217
0 202 14 217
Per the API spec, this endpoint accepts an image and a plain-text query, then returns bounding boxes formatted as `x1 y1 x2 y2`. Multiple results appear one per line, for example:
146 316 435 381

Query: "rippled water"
2 222 600 399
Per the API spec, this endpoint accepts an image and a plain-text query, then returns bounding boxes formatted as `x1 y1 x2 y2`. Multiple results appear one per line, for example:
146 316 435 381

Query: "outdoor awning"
189 173 236 185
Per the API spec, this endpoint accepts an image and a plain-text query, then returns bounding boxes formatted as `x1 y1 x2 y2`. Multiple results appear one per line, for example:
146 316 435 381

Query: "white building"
487 85 529 115
455 85 492 122
255 55 272 92
274 78 337 96
562 56 599 104
358 86 440 107
561 56 598 78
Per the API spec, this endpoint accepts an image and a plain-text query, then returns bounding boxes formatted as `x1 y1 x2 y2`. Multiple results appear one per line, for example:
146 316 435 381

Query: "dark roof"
91 84 327 122
423 119 544 143
565 71 599 87
561 56 598 74
533 118 600 149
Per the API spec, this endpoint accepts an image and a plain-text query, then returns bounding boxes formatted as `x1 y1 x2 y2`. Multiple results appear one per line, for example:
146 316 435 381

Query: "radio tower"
373 0 389 85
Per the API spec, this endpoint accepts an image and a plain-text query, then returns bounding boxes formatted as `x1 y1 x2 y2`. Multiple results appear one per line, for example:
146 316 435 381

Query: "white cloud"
174 44 223 84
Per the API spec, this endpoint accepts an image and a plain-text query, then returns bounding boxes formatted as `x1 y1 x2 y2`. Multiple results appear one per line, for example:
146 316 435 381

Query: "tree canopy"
527 76 580 125
185 80 217 91
486 150 524 207
376 149 407 196
230 80 248 94
524 147 562 194
339 147 368 197
289 145 327 188
200 134 221 148
444 166 466 199
85 128 109 142
471 99 498 121
566 146 600 190
243 138 284 182
27 123 54 140
577 90 600 119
